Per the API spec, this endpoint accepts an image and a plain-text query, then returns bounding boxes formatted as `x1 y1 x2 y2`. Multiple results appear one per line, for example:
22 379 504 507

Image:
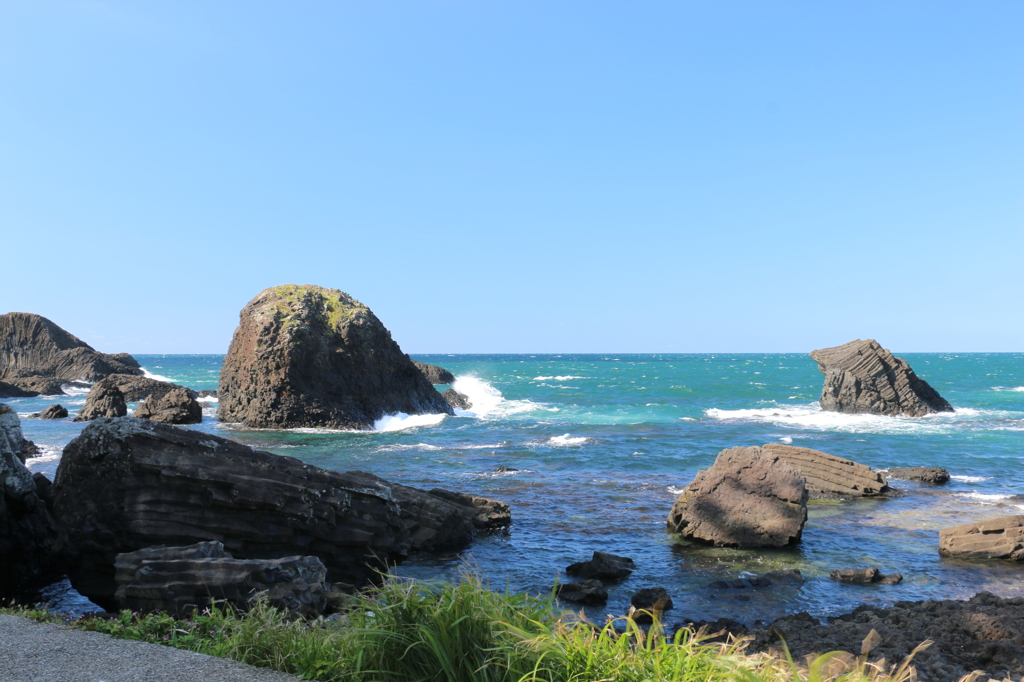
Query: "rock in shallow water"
72 382 127 421
565 551 636 581
888 466 950 484
667 446 807 548
31 404 68 420
133 386 202 424
810 339 953 417
413 361 455 385
939 515 1024 560
761 443 889 499
217 284 453 429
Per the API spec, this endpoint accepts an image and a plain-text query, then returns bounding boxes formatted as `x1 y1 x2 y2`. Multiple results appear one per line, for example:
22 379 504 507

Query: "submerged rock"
217 285 453 429
0 312 141 382
887 466 951 484
939 515 1024 560
0 404 60 597
810 339 953 417
133 386 202 424
668 446 807 548
114 542 328 619
413 361 456 385
829 567 903 585
761 443 889 499
72 382 127 421
52 418 410 609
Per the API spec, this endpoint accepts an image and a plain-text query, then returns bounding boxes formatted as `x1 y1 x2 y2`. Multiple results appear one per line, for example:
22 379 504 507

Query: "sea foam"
373 413 447 432
141 368 176 382
452 376 546 419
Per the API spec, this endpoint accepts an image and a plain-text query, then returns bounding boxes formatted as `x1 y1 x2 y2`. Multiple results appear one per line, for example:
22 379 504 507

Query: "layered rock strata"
413 361 456 385
667 446 807 547
52 418 410 609
0 404 60 597
0 312 141 382
760 443 889 499
133 387 202 424
114 542 328 619
218 285 453 429
810 339 953 417
939 515 1024 560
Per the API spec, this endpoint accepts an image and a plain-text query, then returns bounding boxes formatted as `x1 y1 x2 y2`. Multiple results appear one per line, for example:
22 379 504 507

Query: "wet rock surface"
133 386 203 424
761 443 889 499
413 361 456 385
566 551 636 581
667 446 808 548
556 579 608 605
830 567 903 585
442 388 472 410
0 312 141 382
217 285 453 429
888 466 951 484
939 515 1024 560
810 339 953 417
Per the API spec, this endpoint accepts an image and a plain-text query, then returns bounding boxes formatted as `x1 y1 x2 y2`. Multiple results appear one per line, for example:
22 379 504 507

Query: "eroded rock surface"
442 389 472 410
810 339 953 417
939 515 1024 560
30 404 69 420
218 285 453 429
668 446 807 548
98 374 198 403
888 466 951 484
133 386 202 424
52 418 410 609
413 361 456 385
72 382 127 421
0 313 141 382
114 542 328 619
761 443 888 499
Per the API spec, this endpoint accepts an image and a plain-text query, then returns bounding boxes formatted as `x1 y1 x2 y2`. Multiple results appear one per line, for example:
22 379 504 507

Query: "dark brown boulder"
887 466 950 484
30 404 69 420
0 313 141 382
667 446 807 548
810 339 953 417
760 443 889 499
114 542 328 619
133 387 202 424
217 285 453 429
3 376 78 397
413 361 456 385
442 388 472 410
51 418 411 609
566 551 636 581
0 404 60 597
830 568 903 585
72 382 127 421
939 515 1024 560
97 374 197 403
629 587 673 623
556 579 608 605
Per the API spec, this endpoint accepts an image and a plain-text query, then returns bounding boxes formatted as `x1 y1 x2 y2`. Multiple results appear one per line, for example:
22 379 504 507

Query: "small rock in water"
830 568 903 585
30 404 68 420
887 466 950 484
495 466 519 473
556 579 608 605
629 587 674 623
565 551 636 581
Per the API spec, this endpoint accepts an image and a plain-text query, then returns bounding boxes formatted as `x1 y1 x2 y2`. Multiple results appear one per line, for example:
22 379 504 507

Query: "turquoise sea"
9 352 1024 624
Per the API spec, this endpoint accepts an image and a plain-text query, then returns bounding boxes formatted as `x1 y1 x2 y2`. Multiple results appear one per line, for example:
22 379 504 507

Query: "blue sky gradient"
2 1 1021 353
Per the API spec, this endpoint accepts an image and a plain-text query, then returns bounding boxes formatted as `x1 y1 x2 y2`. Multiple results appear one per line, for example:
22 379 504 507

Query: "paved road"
0 614 302 682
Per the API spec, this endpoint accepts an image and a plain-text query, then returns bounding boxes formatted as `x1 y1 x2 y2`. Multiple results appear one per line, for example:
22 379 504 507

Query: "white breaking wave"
547 434 592 447
375 443 443 452
60 383 92 396
25 446 62 467
993 386 1024 392
196 396 219 404
779 436 793 444
667 486 686 495
533 375 585 381
451 376 546 419
950 475 990 483
954 491 1018 503
141 368 176 382
373 413 447 432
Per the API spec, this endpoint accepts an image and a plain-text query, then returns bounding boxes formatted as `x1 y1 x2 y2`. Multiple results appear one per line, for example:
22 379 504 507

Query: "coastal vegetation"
3 573 937 682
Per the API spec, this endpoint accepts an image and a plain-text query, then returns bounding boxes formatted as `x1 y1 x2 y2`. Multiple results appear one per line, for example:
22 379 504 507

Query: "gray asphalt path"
0 614 302 682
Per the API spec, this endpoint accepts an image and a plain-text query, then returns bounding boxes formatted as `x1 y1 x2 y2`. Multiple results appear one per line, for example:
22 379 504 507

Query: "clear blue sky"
2 1 1021 353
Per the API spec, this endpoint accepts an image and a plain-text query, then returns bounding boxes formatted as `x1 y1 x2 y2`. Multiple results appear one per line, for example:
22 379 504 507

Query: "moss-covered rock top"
258 284 370 333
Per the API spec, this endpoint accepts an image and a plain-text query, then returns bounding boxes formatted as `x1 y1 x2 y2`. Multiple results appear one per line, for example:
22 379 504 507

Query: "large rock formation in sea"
0 404 60 598
939 515 1024 560
667 446 807 548
72 381 127 422
760 443 889 499
51 418 507 609
218 285 453 429
0 313 141 386
810 339 953 417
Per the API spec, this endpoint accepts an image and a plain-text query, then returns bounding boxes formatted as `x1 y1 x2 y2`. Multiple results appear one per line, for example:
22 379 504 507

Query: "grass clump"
3 573 937 682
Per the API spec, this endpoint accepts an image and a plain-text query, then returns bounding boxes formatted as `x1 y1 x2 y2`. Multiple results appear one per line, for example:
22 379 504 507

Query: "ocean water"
9 353 1024 624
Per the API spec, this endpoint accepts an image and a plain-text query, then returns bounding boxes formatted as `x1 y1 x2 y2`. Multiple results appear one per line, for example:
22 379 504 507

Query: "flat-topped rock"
887 466 950 484
0 312 141 382
668 446 807 548
413 361 456 385
218 285 453 429
810 339 953 417
52 418 410 609
939 515 1024 560
761 443 889 499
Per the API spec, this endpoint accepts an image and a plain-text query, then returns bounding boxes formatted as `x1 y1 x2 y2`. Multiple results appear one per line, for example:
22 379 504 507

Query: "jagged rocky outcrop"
667 446 807 548
133 387 202 424
0 379 42 398
888 466 951 484
760 443 889 499
52 418 411 609
218 285 453 429
442 388 472 410
0 312 141 383
96 374 198 403
810 339 953 417
1 376 85 397
0 404 60 597
413 361 456 385
939 515 1024 560
72 382 127 421
749 592 1024 682
114 542 328 619
30 404 68 420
